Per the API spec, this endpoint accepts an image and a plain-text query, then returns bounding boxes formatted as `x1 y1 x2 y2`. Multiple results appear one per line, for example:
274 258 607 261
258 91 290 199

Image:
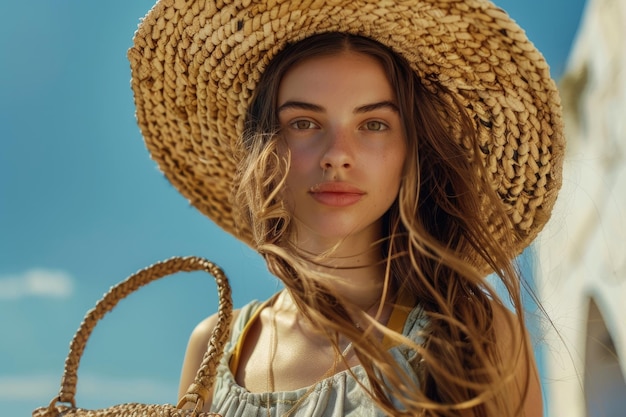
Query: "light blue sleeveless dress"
209 297 427 416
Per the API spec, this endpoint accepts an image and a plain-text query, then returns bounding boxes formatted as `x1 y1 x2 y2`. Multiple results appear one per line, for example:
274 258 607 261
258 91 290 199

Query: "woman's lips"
309 182 365 207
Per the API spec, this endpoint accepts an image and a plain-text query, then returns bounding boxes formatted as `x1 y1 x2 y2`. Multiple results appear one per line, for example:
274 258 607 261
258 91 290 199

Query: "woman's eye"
363 120 388 131
290 120 317 130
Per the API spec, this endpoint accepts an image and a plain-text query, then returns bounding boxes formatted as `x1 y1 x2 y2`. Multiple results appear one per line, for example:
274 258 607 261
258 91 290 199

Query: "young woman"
128 1 565 416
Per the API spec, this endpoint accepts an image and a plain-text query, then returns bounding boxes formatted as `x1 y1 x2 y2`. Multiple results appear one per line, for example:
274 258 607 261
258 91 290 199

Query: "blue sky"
0 0 586 415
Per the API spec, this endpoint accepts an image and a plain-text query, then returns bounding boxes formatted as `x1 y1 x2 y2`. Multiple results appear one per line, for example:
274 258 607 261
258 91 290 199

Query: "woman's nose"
320 127 354 171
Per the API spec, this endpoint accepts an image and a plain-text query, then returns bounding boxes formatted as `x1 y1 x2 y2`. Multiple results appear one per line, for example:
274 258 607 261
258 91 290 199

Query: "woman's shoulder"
191 300 262 338
190 298 267 343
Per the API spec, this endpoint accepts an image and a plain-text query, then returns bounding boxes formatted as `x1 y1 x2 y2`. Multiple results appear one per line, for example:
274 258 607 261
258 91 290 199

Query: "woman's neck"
293 236 389 310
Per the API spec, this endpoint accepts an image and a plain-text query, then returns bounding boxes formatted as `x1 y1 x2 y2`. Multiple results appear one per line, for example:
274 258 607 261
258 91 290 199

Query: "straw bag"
32 256 232 417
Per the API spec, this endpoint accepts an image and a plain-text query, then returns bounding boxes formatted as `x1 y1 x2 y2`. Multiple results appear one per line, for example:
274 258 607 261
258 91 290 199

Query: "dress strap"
228 295 277 376
382 291 416 349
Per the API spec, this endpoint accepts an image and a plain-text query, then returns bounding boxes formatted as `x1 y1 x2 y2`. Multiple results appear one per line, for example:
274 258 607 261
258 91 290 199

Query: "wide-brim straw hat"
128 0 564 264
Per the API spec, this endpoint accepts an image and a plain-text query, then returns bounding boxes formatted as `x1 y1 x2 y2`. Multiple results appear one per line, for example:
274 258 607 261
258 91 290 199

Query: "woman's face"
277 51 406 250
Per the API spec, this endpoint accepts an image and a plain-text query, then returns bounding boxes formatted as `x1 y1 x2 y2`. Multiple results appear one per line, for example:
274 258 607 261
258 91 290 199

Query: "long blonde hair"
233 33 533 416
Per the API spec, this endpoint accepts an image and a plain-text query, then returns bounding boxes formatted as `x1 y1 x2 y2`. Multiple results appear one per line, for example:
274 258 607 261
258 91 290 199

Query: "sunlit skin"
184 52 410 394
277 51 407 264
180 53 407 401
272 51 407 312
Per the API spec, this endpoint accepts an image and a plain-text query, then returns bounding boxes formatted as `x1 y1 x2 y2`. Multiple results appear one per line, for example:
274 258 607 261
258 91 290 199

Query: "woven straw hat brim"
128 0 564 262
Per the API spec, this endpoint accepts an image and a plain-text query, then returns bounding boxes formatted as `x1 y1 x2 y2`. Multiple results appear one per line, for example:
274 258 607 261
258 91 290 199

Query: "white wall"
535 0 626 415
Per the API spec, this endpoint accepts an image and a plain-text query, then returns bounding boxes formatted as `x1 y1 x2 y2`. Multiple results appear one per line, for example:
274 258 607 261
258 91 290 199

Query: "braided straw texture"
128 0 564 262
32 256 231 417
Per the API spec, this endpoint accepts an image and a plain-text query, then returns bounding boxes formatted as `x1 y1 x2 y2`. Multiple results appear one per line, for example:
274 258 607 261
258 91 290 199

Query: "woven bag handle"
49 256 232 413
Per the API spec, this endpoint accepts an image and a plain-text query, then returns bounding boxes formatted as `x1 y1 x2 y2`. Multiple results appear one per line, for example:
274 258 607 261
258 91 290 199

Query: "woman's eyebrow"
277 101 324 113
277 100 399 114
355 100 399 114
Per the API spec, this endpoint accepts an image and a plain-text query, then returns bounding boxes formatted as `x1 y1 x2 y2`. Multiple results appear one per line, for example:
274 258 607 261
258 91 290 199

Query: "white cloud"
0 373 178 406
0 373 59 401
0 268 74 299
